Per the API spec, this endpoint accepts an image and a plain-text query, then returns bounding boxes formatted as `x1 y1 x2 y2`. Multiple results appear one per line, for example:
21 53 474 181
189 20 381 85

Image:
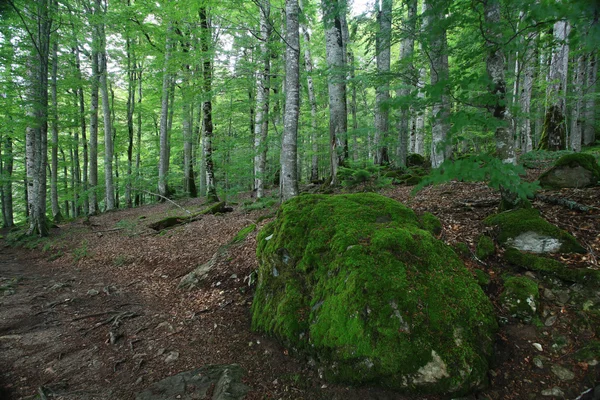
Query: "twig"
84 312 140 334
91 227 124 234
139 189 192 215
113 358 126 372
72 311 120 322
534 194 595 212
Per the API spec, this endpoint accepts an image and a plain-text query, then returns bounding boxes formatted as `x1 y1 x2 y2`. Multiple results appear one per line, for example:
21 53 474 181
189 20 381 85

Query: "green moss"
500 276 539 322
553 153 600 176
454 242 471 258
484 208 585 253
474 270 491 286
407 153 427 167
504 248 600 286
419 212 442 236
476 235 495 260
231 224 256 244
574 340 600 362
252 193 497 395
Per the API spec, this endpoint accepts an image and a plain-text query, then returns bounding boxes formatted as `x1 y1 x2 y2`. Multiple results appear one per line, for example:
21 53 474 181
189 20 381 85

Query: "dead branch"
72 311 120 321
534 194 595 212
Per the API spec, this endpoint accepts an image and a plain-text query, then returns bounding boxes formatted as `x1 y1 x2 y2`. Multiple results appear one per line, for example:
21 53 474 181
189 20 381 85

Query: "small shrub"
231 224 257 244
73 241 89 262
476 235 495 260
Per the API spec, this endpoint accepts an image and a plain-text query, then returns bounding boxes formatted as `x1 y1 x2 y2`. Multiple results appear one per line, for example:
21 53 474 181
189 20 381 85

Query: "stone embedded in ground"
135 364 249 400
252 193 498 395
550 365 575 381
164 351 179 363
539 153 600 189
541 387 565 397
500 276 539 323
484 208 585 254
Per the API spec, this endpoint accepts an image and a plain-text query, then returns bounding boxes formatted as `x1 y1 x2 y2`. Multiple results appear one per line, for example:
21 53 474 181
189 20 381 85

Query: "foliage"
73 241 89 262
231 224 256 244
476 235 495 260
337 162 392 190
520 150 575 169
414 154 540 201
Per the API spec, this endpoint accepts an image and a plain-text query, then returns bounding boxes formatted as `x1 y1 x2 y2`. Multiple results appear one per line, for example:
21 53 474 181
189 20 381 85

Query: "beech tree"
373 0 392 166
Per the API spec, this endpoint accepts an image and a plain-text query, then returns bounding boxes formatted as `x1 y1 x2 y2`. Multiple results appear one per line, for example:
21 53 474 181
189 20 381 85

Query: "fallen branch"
91 227 124 234
84 311 140 334
140 189 192 215
148 201 229 231
72 311 120 322
534 194 594 212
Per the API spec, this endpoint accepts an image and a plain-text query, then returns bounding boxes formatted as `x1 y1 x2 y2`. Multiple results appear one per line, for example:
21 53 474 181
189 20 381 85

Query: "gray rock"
164 351 179 363
542 387 564 397
505 232 562 254
539 162 598 189
551 365 575 381
533 357 544 369
87 289 100 296
135 364 249 400
555 290 570 304
544 316 558 327
543 288 556 301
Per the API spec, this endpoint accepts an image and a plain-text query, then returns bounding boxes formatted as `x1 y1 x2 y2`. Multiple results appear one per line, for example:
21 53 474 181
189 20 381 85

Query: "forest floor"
1 169 599 400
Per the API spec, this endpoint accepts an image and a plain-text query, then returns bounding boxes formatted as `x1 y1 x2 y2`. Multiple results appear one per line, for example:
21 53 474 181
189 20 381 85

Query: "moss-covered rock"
474 270 491 287
419 212 442 236
504 248 600 286
500 276 539 323
252 193 497 395
539 153 600 189
407 153 429 167
476 235 495 260
484 208 585 254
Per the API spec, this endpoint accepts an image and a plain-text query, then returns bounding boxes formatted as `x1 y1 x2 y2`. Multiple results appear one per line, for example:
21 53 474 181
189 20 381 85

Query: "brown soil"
1 182 599 400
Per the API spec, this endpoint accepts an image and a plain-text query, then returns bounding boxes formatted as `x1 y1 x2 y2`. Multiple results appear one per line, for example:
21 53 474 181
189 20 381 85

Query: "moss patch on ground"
500 276 539 323
504 248 600 286
252 193 497 395
476 235 495 260
484 208 585 253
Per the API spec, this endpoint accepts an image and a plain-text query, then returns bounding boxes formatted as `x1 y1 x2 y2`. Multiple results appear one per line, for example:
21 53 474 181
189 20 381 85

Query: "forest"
0 0 597 233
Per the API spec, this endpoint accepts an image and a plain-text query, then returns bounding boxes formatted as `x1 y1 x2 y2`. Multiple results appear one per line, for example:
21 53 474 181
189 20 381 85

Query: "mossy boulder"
539 153 600 189
500 276 539 323
484 208 585 254
252 193 497 395
419 212 442 236
476 235 495 260
407 153 428 167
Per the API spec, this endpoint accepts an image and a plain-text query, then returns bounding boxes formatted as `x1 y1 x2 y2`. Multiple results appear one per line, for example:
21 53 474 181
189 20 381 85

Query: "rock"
164 351 179 364
135 364 249 400
156 322 174 332
541 387 564 397
484 209 585 254
533 343 543 352
555 290 570 304
551 365 575 381
543 288 556 301
533 357 544 369
500 276 539 323
252 193 497 395
539 153 600 189
544 316 558 326
87 289 100 296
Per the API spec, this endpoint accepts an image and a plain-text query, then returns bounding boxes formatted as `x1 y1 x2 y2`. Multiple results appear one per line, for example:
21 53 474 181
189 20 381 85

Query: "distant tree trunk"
158 24 173 199
23 0 51 236
88 6 100 215
583 51 597 145
414 66 426 155
322 0 347 184
125 32 135 207
570 51 585 151
200 7 219 203
50 39 62 222
518 32 536 153
281 0 300 201
254 0 271 199
396 0 416 167
135 56 143 206
539 20 570 150
71 92 81 217
73 44 89 215
374 0 392 166
63 146 71 218
484 0 515 165
300 0 319 182
423 0 451 167
1 135 14 228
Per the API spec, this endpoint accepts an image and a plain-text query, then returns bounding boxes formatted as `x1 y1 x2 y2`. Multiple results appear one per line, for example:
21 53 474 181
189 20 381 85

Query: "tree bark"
322 0 347 184
254 0 271 199
50 39 62 222
396 0 416 167
518 32 536 153
158 24 173 199
570 51 585 151
125 30 135 207
539 20 570 150
200 7 219 203
423 0 451 168
88 5 100 215
583 51 597 145
281 0 300 201
73 43 89 215
374 0 392 166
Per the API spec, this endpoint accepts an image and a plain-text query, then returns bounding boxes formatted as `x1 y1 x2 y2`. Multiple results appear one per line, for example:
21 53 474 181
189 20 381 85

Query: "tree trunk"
158 24 173 199
72 44 89 215
570 51 584 151
374 0 392 166
125 32 135 207
71 92 81 217
254 0 271 199
518 32 536 153
583 51 597 145
50 39 62 222
423 0 451 168
539 20 570 151
281 0 300 201
24 0 51 236
1 135 14 228
135 55 143 206
322 0 347 184
88 9 99 215
200 7 219 203
396 0 416 168
484 0 515 165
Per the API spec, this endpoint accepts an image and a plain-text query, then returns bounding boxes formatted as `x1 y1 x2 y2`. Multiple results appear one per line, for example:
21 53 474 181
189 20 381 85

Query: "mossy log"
148 201 228 231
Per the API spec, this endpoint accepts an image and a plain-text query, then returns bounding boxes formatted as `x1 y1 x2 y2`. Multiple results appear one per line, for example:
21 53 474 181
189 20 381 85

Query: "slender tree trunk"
322 0 347 184
72 44 89 215
281 0 300 201
63 146 71 218
50 39 62 222
254 0 271 199
71 92 81 217
570 51 585 151
300 0 319 182
89 11 99 215
374 0 392 166
158 24 173 199
583 51 597 145
1 135 14 228
135 58 143 206
424 0 451 167
24 0 51 236
396 0 416 167
539 20 570 150
125 32 135 207
200 7 219 203
518 32 536 153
